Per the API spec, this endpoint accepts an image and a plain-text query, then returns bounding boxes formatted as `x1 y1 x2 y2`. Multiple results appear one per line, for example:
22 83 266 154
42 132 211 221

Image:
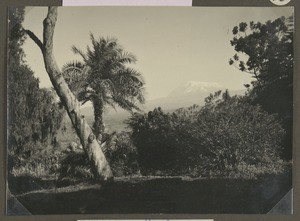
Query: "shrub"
127 106 200 175
127 91 285 178
8 142 63 178
104 131 140 177
58 151 94 180
194 91 285 177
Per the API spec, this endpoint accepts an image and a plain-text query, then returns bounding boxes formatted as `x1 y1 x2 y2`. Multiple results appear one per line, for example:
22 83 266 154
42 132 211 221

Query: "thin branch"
232 62 254 75
24 29 45 52
253 68 263 86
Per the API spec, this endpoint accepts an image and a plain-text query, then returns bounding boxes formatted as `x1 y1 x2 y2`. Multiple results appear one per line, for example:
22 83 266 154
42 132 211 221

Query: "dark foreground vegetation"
7 7 293 214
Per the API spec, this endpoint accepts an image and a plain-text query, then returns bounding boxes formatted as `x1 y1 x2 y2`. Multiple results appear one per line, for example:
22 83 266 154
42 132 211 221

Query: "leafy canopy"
62 34 145 112
229 16 293 160
229 16 293 87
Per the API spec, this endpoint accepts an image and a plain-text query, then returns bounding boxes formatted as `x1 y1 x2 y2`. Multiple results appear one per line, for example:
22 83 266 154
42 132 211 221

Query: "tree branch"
24 29 44 52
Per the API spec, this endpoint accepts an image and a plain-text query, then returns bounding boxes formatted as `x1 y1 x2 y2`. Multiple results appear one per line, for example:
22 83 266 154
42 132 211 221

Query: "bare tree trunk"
25 7 113 180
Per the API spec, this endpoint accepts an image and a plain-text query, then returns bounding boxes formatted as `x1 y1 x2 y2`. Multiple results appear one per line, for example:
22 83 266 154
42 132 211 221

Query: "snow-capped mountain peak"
182 81 224 94
169 81 225 98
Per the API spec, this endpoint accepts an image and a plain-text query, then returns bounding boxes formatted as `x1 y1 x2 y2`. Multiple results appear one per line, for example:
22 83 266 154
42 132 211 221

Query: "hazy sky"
22 6 293 100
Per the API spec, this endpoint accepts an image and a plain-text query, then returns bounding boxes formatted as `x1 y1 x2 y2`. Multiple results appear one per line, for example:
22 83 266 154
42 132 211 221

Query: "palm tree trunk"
92 98 105 137
25 7 113 180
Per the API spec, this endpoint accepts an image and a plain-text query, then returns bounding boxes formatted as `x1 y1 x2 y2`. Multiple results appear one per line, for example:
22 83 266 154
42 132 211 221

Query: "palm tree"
62 34 145 137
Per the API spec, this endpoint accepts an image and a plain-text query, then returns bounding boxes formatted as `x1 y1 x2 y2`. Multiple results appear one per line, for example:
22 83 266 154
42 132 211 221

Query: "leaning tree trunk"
25 7 113 180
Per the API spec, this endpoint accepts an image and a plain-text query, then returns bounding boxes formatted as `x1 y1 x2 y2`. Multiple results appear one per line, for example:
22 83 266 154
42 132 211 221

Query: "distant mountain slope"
146 81 246 110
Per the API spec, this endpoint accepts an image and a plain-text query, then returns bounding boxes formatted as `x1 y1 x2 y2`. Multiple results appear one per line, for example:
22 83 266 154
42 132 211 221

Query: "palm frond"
77 90 91 103
113 96 138 113
90 33 96 46
115 68 145 102
117 51 137 64
62 60 90 100
62 61 85 73
81 65 91 77
72 46 87 61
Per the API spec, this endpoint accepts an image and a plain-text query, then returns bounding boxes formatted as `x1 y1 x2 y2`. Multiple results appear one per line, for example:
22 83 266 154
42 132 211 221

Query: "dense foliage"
127 91 285 178
229 16 293 159
8 7 64 174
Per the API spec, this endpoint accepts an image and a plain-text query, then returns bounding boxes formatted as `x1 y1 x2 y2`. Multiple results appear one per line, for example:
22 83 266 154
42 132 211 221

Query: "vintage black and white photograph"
7 6 293 215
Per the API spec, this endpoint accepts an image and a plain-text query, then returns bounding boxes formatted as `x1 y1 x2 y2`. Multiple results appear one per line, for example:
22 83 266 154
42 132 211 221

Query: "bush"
58 151 94 180
127 106 200 175
194 91 285 177
103 131 140 177
8 142 63 178
127 91 285 178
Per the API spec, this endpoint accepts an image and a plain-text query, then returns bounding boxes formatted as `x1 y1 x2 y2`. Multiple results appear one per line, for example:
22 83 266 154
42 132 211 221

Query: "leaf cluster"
229 16 293 86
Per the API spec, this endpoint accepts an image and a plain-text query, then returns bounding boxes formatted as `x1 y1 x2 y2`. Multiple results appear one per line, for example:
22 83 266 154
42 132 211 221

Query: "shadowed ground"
8 172 292 215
